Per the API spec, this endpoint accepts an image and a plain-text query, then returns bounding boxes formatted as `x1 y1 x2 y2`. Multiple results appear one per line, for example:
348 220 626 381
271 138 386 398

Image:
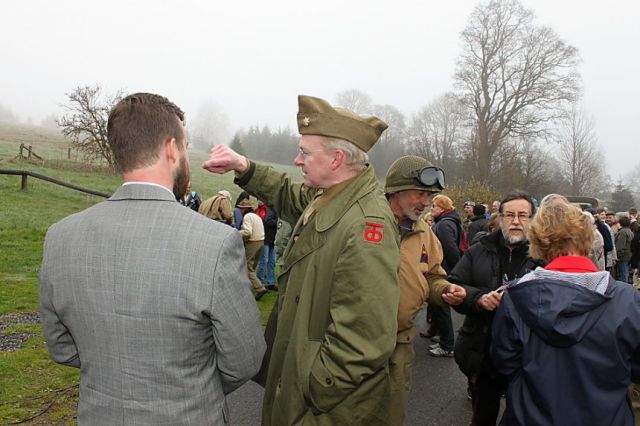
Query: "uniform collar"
314 166 380 232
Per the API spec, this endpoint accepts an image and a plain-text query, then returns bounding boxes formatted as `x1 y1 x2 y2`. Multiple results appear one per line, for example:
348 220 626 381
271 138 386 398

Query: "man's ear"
164 138 179 164
331 149 345 170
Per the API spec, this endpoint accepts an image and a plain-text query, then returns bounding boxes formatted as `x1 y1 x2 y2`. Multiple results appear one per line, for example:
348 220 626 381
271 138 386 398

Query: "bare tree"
368 103 407 176
334 89 373 114
188 100 232 151
556 106 604 196
624 163 640 196
58 84 123 166
0 104 18 123
454 0 581 182
407 93 467 171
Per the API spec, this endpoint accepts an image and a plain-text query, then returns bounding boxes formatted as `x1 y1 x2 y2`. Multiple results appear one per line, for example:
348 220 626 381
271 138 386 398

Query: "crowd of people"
38 92 640 425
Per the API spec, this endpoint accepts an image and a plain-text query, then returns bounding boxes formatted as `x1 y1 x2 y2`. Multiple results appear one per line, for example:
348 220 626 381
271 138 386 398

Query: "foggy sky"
2 0 639 177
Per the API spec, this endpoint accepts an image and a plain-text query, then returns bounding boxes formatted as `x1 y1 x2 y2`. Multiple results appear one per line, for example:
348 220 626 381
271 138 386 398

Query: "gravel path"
0 311 40 352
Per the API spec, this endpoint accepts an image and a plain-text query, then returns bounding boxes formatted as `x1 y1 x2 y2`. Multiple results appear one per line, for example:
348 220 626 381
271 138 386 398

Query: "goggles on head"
410 166 446 191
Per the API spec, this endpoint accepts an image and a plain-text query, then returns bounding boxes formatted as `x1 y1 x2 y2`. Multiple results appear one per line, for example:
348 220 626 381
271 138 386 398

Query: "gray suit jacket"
40 183 266 425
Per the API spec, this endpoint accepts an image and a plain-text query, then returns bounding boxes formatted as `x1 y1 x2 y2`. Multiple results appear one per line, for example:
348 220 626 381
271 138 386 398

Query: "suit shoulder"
47 201 108 234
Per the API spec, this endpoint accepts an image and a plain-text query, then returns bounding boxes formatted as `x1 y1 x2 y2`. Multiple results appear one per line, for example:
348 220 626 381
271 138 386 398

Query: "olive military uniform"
236 161 400 425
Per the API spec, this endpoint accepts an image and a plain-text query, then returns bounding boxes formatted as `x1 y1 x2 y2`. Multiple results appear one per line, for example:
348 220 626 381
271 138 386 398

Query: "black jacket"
433 210 462 274
595 218 614 254
449 231 543 377
467 215 488 244
262 207 278 246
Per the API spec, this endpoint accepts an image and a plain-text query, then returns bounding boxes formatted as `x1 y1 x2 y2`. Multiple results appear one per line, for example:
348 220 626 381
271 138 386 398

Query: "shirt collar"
122 181 174 196
545 256 599 273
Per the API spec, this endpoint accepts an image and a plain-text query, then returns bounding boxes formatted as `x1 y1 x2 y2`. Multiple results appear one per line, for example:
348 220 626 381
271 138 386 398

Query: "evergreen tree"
229 133 246 156
610 182 636 212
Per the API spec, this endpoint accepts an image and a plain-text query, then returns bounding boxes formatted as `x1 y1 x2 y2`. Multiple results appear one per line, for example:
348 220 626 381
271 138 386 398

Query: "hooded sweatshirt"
491 256 640 426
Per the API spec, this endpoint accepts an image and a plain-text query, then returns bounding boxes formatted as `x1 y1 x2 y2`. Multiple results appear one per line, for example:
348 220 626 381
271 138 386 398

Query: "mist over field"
1 0 638 181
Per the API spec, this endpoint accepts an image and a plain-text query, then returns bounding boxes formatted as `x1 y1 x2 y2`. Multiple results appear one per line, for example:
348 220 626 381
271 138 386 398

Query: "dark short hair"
107 93 185 173
473 204 486 216
619 216 631 227
499 190 535 216
630 208 638 215
596 207 606 214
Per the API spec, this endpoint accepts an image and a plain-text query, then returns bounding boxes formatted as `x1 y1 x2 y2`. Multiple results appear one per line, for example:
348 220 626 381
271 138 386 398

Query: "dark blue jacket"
433 210 462 274
491 272 640 426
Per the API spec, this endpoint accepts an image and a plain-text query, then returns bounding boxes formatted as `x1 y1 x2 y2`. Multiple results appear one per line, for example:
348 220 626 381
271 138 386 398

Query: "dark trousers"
431 304 454 351
470 370 508 426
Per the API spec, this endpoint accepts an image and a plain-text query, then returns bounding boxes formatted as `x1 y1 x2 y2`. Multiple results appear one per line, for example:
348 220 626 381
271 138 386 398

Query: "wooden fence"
0 169 111 198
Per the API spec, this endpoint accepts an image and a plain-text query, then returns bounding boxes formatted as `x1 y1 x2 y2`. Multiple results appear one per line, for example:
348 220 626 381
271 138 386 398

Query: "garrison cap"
296 95 388 152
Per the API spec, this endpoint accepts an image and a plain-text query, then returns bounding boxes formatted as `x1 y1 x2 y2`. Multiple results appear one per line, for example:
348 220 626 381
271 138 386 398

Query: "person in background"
491 194 640 426
177 180 201 211
606 212 619 235
198 189 233 225
616 216 634 284
428 194 462 357
491 200 501 215
40 93 264 425
273 218 292 276
584 211 605 271
468 204 489 244
237 196 267 300
233 191 250 229
257 203 278 291
462 200 476 231
592 207 616 275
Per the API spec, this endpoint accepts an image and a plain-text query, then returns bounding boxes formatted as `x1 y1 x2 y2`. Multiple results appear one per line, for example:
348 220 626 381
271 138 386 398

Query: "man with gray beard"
449 190 544 426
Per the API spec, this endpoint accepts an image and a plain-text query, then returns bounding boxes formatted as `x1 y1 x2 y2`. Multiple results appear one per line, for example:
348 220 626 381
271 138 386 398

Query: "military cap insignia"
302 117 310 126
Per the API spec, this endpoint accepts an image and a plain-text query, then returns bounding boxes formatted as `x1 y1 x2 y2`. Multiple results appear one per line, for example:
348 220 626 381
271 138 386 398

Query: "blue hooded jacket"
491 269 640 426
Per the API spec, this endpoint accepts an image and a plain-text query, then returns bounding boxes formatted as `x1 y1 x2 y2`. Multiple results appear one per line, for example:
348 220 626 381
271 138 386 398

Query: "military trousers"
244 240 264 290
389 341 415 426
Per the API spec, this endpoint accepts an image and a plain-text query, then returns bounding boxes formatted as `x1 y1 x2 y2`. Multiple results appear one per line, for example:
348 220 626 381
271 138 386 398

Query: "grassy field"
0 122 286 424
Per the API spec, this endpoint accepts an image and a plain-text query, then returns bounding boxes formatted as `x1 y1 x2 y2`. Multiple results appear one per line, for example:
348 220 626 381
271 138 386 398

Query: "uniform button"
295 296 300 303
406 336 410 341
325 378 332 385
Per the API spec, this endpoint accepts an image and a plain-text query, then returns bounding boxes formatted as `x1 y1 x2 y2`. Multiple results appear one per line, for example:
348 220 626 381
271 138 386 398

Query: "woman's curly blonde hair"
527 194 594 263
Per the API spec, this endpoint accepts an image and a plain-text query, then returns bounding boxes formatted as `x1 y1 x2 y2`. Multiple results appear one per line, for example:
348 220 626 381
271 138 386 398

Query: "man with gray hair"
450 190 544 426
202 95 400 425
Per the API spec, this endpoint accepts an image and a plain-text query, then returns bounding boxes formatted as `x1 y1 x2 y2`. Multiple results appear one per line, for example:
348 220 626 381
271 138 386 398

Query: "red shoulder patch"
364 222 384 243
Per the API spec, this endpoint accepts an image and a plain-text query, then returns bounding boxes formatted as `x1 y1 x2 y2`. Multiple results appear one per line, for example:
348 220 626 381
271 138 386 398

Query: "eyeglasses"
410 166 446 190
297 147 332 159
501 211 531 222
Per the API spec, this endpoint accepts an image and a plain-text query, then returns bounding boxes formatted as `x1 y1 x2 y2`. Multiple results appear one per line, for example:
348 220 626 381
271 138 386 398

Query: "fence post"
21 173 27 190
28 145 33 159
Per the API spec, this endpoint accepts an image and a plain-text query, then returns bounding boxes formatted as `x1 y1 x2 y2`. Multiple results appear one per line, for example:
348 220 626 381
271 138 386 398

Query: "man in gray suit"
39 93 265 425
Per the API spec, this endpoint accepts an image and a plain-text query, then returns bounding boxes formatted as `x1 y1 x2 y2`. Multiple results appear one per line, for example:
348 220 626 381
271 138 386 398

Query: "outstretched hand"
477 291 502 311
442 284 466 306
202 144 249 175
